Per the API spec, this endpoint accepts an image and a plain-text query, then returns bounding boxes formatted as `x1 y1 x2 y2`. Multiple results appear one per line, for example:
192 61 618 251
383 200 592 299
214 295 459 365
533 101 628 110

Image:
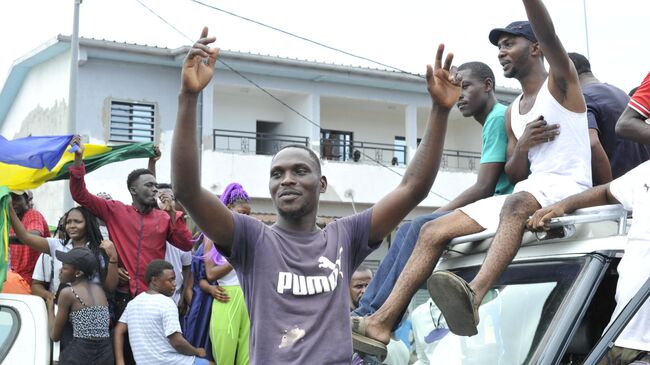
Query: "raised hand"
426 44 461 109
151 145 161 162
69 135 84 156
516 116 560 152
181 27 219 94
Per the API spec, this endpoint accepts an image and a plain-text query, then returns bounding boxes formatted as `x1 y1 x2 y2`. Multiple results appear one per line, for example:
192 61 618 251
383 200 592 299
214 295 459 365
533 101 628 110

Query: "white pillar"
308 93 322 157
405 104 418 163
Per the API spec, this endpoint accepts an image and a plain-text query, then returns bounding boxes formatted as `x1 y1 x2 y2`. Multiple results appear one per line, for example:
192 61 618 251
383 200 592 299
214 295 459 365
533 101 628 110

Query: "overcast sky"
1 0 648 94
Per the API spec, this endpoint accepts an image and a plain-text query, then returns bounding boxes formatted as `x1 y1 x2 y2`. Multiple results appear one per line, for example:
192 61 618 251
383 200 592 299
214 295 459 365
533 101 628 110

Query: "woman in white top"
9 205 120 299
205 183 251 365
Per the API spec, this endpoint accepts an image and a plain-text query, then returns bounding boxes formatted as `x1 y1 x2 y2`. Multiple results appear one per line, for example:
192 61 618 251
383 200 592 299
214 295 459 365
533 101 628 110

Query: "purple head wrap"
220 182 250 206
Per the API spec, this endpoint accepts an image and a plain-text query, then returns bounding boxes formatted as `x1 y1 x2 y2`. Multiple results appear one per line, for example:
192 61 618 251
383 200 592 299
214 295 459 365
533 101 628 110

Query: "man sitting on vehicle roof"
528 72 650 365
351 0 613 356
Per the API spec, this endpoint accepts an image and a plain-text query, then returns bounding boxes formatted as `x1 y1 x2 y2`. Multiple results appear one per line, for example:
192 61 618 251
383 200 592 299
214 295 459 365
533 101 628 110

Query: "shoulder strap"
69 286 87 307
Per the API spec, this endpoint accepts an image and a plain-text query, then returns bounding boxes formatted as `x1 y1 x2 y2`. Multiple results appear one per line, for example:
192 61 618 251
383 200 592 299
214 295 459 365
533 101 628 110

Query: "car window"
410 258 587 365
584 274 650 364
0 307 20 362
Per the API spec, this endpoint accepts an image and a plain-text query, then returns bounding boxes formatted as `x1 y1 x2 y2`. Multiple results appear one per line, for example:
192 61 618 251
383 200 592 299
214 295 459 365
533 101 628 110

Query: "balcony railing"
320 139 406 166
212 129 480 171
442 149 481 171
213 129 309 155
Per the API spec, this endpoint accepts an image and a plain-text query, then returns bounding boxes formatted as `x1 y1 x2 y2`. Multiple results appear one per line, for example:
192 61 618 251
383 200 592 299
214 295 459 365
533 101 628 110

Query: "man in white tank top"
349 1 608 352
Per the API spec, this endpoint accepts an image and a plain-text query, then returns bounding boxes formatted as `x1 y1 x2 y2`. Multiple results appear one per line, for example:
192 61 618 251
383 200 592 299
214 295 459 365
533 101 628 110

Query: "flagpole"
64 0 82 211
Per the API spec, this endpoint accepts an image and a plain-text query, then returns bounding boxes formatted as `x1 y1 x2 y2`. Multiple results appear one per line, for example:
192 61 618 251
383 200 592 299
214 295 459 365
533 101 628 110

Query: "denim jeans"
353 211 449 329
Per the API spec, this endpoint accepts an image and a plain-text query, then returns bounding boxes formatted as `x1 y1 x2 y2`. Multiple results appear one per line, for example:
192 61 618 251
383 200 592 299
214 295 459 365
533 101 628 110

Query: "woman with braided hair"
9 205 120 297
205 182 251 365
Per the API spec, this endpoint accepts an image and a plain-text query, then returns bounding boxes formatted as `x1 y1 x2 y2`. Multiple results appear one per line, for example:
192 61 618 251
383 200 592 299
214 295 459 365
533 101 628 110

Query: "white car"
0 293 58 364
409 204 650 365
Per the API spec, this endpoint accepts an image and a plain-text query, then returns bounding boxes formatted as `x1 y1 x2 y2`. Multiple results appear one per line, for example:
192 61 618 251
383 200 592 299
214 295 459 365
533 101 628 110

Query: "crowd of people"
4 0 650 364
7 140 254 364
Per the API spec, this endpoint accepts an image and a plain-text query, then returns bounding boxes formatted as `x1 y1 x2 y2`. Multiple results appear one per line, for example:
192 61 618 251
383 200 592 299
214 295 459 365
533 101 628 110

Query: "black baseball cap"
489 21 538 46
56 247 98 277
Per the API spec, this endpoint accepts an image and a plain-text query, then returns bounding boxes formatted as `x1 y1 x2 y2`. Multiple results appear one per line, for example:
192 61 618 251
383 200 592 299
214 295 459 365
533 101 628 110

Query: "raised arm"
8 204 49 253
369 44 460 243
522 0 584 112
147 145 161 176
68 136 111 220
171 27 235 255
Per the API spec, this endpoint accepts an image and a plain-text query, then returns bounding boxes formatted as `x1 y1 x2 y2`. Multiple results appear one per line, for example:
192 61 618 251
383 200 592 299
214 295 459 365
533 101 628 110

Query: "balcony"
213 129 309 155
321 138 406 166
212 129 480 171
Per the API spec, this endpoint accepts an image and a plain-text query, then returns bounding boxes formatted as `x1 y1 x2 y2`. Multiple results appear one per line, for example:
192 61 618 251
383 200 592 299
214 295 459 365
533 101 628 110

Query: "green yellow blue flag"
0 141 156 191
0 186 10 291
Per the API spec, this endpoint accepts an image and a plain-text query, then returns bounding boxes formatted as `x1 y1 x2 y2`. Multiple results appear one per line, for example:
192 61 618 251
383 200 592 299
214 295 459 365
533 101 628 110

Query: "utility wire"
188 0 424 79
134 0 450 202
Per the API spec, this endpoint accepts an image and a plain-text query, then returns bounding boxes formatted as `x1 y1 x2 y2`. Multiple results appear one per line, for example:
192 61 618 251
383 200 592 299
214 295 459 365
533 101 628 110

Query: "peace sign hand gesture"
181 27 220 94
426 44 461 110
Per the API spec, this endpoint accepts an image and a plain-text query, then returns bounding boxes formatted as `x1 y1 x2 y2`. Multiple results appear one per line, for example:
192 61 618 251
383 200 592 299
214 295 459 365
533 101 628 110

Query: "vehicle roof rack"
447 204 628 247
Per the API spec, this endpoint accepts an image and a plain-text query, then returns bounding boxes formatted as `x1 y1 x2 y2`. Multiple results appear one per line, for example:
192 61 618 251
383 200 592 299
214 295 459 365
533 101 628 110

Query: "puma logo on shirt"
276 248 344 295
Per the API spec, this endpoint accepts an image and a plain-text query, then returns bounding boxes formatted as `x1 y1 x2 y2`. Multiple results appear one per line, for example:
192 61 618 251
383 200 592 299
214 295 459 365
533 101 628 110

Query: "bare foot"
362 315 391 345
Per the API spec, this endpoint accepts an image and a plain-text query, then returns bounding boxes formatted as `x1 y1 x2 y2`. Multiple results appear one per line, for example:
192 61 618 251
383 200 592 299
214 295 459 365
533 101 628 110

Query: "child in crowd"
114 259 208 365
48 247 114 365
205 182 251 365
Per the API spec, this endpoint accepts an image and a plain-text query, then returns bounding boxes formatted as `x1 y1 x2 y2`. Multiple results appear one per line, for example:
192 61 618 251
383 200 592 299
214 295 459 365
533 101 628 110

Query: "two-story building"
0 35 518 263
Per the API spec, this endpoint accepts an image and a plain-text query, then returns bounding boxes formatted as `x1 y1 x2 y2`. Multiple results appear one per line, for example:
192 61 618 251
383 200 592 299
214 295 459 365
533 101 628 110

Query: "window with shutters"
109 101 156 142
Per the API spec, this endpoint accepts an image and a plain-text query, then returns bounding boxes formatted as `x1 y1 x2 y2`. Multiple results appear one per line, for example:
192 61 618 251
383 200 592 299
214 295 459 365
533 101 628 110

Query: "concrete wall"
2 50 70 138
76 58 180 143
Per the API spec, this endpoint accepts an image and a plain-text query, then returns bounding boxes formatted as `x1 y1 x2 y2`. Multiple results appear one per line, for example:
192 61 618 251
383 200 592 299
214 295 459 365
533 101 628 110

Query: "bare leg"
362 211 483 343
469 192 540 304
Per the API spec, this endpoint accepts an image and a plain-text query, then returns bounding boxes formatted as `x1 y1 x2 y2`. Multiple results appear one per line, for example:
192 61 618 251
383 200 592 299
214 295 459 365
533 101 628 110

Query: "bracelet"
109 260 119 264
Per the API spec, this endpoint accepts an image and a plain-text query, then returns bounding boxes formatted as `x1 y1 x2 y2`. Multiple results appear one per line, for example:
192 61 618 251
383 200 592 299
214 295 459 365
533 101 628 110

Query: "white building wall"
2 50 71 138
76 58 180 143
416 108 483 153
321 101 404 146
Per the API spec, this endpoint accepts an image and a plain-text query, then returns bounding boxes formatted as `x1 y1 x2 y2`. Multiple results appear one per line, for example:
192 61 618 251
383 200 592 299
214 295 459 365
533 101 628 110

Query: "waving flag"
0 139 156 191
0 186 10 291
0 135 74 171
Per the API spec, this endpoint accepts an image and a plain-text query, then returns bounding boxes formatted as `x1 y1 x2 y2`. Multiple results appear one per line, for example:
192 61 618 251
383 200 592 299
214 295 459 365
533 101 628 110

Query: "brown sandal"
427 270 479 336
350 316 387 360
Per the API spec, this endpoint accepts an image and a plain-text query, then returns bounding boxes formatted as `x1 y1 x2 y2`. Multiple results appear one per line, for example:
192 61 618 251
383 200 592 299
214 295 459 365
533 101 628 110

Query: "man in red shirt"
68 137 193 297
9 190 50 286
616 72 650 144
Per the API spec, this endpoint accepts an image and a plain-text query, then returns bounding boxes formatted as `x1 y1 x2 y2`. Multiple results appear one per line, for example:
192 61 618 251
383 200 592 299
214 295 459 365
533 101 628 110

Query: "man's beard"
278 204 309 221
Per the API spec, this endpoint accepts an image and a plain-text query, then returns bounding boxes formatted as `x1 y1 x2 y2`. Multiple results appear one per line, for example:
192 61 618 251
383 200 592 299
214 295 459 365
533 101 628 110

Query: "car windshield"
410 258 587 365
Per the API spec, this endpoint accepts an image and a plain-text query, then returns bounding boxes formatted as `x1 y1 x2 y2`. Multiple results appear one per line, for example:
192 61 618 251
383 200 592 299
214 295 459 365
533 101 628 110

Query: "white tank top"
218 265 240 286
510 78 592 189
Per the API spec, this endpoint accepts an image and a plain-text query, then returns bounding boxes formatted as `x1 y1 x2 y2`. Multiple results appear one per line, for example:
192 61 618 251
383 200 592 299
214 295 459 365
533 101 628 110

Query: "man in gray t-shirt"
231 210 375 362
171 27 463 363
